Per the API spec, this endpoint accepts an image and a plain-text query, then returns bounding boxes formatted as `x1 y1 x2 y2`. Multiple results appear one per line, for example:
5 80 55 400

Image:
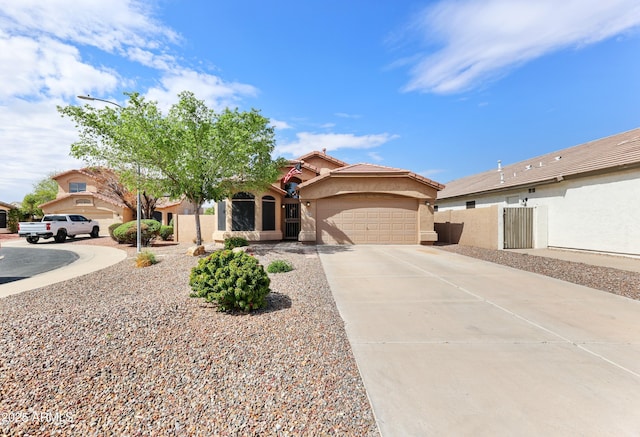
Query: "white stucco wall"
437 168 640 255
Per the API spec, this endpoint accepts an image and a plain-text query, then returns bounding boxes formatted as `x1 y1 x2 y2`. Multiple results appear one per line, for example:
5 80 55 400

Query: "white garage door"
317 197 418 244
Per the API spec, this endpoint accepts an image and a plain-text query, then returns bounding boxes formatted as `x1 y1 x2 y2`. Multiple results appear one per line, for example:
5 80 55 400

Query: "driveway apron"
318 245 640 437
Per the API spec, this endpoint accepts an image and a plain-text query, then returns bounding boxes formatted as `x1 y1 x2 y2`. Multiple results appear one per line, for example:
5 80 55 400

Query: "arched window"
284 177 301 198
232 192 255 231
262 196 276 231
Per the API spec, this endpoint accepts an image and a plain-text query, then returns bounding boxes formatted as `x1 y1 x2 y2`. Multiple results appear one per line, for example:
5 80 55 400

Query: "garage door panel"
318 197 418 244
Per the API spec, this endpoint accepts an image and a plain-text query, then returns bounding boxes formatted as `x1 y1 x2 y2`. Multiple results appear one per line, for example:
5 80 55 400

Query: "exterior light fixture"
305 201 311 207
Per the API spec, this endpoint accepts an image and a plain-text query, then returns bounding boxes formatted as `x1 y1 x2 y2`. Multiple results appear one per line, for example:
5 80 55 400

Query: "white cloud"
368 152 384 162
418 169 446 178
145 69 259 111
270 119 292 130
403 0 640 94
335 112 362 119
0 98 85 202
276 132 399 157
0 0 263 202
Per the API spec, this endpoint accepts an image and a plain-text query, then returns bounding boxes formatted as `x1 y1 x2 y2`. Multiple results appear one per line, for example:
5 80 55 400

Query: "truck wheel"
26 236 39 244
54 230 67 243
90 226 100 238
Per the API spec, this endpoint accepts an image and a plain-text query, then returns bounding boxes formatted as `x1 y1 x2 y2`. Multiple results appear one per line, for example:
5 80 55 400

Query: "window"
69 182 86 193
528 188 536 193
0 210 7 228
262 196 276 231
232 192 255 231
217 201 226 231
466 201 476 209
433 205 438 212
284 180 300 198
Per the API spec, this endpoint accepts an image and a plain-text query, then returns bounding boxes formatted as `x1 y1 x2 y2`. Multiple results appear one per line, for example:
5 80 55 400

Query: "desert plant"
267 259 294 273
136 251 157 268
189 249 270 312
108 223 122 242
159 225 173 241
224 236 249 250
113 219 162 246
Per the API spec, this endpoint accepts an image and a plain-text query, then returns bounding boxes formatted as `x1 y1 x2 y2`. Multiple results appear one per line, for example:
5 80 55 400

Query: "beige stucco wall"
435 206 499 250
174 214 217 243
302 156 343 172
300 176 438 201
54 172 99 196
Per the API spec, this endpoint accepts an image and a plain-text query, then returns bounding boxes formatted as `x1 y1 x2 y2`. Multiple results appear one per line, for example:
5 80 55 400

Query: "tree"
21 173 58 219
152 91 287 244
59 91 286 245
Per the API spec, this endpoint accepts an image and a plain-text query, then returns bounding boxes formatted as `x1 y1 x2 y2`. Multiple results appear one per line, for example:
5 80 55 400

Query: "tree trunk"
194 206 203 246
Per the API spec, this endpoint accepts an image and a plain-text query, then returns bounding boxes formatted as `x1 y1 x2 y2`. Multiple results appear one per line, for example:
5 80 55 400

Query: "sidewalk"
0 239 127 298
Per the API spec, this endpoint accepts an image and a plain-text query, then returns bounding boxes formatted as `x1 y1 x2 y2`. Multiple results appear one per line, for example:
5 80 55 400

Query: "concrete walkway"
0 239 127 298
318 245 640 436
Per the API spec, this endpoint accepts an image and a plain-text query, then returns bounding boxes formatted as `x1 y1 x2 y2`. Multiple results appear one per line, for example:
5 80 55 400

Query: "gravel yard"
435 244 640 301
2 235 639 435
0 239 378 436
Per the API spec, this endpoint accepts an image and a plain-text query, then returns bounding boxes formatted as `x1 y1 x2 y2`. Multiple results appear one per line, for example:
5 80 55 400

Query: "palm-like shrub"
224 236 248 250
189 250 270 312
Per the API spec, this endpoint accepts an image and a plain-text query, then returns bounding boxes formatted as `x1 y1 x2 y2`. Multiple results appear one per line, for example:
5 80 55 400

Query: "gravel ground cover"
435 244 640 301
0 238 378 436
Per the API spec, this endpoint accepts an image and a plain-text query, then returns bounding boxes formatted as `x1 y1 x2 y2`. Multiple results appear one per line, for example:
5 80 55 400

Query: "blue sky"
1 0 640 203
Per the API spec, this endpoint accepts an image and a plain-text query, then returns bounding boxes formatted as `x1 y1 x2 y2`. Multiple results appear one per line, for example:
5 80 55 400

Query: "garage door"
317 197 417 244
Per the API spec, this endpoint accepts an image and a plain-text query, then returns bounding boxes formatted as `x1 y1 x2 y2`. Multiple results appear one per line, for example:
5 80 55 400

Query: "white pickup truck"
18 214 100 244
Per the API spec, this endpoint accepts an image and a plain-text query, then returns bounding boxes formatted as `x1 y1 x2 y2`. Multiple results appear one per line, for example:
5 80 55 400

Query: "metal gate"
504 207 533 249
283 202 300 240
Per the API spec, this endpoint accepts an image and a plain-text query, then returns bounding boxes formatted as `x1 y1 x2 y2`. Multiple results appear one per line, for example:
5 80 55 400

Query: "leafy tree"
21 174 58 219
59 91 286 245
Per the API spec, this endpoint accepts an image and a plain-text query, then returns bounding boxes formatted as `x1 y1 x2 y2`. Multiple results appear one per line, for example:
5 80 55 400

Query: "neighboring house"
435 128 640 256
0 201 16 234
39 169 196 230
210 150 444 245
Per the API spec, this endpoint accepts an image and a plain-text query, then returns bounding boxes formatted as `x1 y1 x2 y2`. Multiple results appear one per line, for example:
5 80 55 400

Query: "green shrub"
267 259 294 274
159 225 173 241
136 251 157 268
189 249 270 312
113 220 162 246
108 223 122 242
224 236 249 250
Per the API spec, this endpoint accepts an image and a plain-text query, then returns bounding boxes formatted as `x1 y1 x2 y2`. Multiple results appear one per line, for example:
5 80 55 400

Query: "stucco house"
210 150 444 245
0 201 16 234
435 128 640 256
40 168 196 230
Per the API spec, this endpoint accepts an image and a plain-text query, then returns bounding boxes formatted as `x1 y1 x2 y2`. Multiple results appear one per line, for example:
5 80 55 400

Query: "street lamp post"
77 95 142 254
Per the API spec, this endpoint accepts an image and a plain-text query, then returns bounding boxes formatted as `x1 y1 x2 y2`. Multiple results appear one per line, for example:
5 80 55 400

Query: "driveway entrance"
318 245 640 436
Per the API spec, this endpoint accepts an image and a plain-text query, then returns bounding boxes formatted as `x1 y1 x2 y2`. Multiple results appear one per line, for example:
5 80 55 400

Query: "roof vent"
497 160 502 171
525 165 532 170
539 161 543 167
500 173 504 184
555 156 562 161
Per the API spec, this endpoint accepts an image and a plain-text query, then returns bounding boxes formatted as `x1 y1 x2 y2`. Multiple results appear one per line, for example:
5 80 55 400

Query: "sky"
1 0 640 203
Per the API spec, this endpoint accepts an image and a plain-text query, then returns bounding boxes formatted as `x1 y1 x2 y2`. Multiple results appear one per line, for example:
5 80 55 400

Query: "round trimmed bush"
108 222 122 242
113 219 161 246
189 249 270 312
159 225 173 241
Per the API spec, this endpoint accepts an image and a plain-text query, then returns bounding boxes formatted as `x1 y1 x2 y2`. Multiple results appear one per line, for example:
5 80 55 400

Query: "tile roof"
297 150 349 168
438 127 640 200
298 163 445 190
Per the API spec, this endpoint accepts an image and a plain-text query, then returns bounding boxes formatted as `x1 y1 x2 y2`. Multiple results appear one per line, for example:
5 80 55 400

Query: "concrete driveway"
318 245 640 437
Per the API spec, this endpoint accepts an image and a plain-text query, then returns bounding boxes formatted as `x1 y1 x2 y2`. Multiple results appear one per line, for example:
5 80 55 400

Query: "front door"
283 202 300 240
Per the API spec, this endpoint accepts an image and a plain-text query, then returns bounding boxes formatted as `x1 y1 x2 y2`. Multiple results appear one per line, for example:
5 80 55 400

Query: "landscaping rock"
186 245 205 256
